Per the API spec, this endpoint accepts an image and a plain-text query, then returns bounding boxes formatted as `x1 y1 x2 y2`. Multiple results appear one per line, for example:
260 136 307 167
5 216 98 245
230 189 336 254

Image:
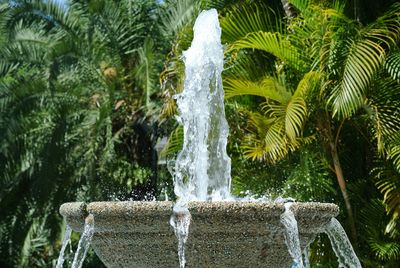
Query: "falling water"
55 225 72 268
280 203 304 268
169 8 231 267
170 205 191 268
71 214 95 268
302 245 310 268
324 218 362 268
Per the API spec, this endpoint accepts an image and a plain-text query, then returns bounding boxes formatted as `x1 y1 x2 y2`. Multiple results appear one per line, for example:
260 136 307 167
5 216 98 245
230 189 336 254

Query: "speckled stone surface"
60 201 338 268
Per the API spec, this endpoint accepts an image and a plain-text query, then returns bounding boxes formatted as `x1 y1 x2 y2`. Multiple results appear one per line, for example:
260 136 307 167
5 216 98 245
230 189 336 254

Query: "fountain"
60 9 359 268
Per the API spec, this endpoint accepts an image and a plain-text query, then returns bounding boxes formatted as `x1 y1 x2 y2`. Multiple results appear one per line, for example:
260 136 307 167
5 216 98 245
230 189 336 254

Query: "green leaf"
220 2 281 43
330 39 385 118
232 31 306 71
284 97 307 140
161 126 184 157
224 76 291 103
385 50 400 82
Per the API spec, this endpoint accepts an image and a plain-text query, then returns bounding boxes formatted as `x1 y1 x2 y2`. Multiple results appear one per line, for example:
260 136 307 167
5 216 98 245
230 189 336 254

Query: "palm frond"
135 38 159 108
160 0 199 38
388 142 400 174
263 81 309 141
293 71 322 98
374 160 400 237
161 125 184 157
243 120 288 162
0 1 164 266
224 76 291 102
330 39 385 118
376 171 400 214
370 240 400 261
385 50 400 82
223 50 273 81
0 61 18 77
282 149 335 202
366 78 400 153
284 97 307 140
363 3 400 48
232 31 306 72
95 3 144 56
246 111 275 138
220 2 282 43
361 199 400 262
20 213 49 267
242 111 313 163
287 0 310 13
330 2 400 118
5 0 82 35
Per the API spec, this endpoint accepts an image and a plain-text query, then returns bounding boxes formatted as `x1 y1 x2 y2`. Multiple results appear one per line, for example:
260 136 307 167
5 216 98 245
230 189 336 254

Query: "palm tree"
0 0 168 265
159 0 400 265
222 0 400 243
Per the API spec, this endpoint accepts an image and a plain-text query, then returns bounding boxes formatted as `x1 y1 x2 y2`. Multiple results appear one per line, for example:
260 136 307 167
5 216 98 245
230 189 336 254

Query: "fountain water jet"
168 9 231 266
170 8 231 204
59 8 360 268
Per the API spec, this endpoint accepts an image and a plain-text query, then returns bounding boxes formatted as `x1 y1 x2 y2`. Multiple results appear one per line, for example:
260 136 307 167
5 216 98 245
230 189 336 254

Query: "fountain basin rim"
59 201 340 267
60 200 339 215
60 201 339 232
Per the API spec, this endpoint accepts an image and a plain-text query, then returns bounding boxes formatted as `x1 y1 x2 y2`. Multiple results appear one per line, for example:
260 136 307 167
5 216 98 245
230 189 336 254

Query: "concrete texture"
60 201 339 268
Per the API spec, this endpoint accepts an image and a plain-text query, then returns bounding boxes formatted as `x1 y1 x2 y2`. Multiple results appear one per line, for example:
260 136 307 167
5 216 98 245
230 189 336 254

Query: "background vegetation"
0 0 399 267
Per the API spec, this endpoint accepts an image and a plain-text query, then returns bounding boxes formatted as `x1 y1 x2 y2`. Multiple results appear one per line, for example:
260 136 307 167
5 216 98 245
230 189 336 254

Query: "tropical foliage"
162 0 400 266
1 0 400 267
220 0 400 265
0 0 170 266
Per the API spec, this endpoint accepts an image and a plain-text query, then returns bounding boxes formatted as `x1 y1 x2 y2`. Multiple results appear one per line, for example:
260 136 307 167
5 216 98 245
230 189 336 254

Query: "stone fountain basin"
60 201 338 268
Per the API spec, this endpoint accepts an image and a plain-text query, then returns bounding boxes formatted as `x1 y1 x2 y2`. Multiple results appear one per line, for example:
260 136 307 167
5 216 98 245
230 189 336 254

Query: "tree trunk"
329 141 357 243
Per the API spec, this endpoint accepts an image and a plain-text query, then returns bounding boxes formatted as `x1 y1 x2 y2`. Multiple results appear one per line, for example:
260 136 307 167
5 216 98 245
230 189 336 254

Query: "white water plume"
325 218 362 268
280 203 304 267
71 214 94 268
169 8 231 267
170 8 231 204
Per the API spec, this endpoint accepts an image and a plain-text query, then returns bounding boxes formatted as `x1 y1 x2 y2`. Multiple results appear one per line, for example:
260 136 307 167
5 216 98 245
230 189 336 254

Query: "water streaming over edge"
168 8 231 267
71 214 95 268
280 203 304 267
324 218 362 268
170 205 191 268
303 245 310 268
55 225 72 268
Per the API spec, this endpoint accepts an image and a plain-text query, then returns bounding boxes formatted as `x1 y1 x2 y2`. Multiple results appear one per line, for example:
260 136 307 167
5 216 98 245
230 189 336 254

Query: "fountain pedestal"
60 201 338 267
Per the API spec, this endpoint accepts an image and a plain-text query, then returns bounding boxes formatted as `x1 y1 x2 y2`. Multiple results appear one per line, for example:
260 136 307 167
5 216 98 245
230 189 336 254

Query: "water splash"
169 8 231 267
324 218 361 268
170 205 191 268
55 225 72 268
280 203 304 267
170 8 231 203
71 214 94 268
